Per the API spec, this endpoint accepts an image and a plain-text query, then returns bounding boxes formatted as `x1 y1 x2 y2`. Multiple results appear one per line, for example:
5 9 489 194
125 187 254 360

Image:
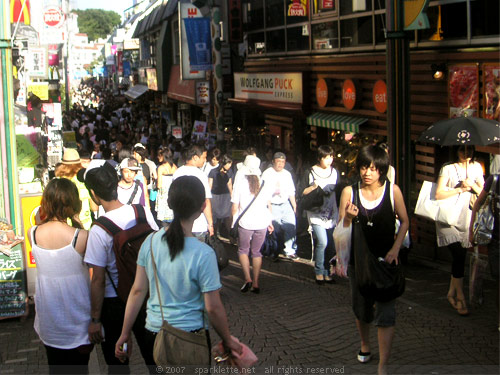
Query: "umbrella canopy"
419 117 500 146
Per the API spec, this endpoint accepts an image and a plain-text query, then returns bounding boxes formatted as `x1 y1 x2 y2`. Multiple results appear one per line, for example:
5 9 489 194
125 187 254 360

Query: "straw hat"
61 149 81 165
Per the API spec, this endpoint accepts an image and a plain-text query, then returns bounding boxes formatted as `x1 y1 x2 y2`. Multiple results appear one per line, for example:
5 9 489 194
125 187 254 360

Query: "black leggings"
448 242 467 278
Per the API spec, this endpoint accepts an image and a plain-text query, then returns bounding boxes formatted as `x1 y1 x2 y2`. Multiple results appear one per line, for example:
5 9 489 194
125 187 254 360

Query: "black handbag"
260 231 278 257
300 185 325 211
205 235 229 271
352 185 405 302
230 181 265 240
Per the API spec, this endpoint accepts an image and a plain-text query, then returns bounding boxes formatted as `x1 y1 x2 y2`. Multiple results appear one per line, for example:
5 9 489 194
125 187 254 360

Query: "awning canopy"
306 112 368 133
124 84 149 101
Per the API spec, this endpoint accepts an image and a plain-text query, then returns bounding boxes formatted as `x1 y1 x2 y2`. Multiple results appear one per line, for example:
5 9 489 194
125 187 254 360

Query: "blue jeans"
271 202 296 255
311 224 335 276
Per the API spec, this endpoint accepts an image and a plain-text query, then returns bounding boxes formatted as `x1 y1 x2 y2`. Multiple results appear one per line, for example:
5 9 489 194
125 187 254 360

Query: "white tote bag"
414 180 465 229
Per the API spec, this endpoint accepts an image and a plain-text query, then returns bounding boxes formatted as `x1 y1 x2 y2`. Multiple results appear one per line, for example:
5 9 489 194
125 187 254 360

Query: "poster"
183 17 212 71
191 120 207 143
483 64 500 121
448 65 479 118
0 244 28 319
196 81 210 105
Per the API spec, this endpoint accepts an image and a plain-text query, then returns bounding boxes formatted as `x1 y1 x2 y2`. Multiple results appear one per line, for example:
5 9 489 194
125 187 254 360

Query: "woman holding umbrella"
435 145 484 316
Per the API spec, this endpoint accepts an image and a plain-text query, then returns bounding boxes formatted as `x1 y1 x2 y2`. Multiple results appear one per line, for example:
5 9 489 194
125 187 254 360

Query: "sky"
72 0 135 15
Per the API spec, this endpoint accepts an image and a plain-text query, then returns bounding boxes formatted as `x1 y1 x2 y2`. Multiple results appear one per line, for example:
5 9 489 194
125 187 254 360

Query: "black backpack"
94 204 155 302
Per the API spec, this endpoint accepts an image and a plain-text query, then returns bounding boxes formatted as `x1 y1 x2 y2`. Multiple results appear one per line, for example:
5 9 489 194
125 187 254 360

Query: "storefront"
237 0 499 258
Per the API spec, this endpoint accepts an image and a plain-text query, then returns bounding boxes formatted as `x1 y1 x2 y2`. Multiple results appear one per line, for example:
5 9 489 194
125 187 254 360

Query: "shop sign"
21 194 42 268
234 72 303 104
320 0 335 11
196 81 210 105
483 64 500 121
40 28 65 44
288 0 307 17
179 2 205 80
110 45 117 55
106 55 115 66
10 0 31 25
43 6 64 28
27 82 49 101
146 68 158 91
342 79 357 110
117 51 123 75
27 47 48 78
404 0 430 30
172 126 182 139
372 80 387 113
191 120 207 143
316 78 333 108
124 39 140 50
183 17 212 71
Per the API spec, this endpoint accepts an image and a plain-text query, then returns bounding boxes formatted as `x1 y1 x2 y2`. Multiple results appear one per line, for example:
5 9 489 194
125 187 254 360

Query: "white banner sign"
234 72 303 104
179 1 205 80
27 48 48 78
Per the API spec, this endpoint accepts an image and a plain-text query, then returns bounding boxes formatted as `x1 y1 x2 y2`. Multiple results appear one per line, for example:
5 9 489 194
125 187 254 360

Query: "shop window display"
339 0 372 16
419 3 467 41
286 0 308 25
312 21 338 50
287 26 310 51
248 32 266 54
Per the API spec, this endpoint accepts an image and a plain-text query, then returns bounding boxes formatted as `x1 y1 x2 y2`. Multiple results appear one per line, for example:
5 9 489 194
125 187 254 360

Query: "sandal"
447 294 457 309
456 299 469 316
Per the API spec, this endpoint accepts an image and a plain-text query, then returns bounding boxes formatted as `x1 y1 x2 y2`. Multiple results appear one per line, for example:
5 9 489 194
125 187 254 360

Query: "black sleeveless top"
353 182 395 259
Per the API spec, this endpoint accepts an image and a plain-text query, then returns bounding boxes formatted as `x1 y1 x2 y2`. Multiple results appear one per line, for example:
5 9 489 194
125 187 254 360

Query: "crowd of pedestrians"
27 80 499 375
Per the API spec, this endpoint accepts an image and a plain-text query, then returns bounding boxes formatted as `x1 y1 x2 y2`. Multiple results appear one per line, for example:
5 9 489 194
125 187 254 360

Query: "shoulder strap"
132 204 148 225
127 181 140 205
150 232 165 322
94 216 122 236
32 226 38 246
234 180 266 227
72 229 80 248
490 175 498 195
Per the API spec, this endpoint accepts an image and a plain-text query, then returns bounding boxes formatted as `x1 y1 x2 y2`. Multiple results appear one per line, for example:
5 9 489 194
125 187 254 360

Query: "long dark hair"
162 176 205 260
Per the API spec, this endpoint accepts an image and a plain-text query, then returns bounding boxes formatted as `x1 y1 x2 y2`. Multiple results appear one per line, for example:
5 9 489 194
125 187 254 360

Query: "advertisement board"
179 1 205 80
234 72 303 104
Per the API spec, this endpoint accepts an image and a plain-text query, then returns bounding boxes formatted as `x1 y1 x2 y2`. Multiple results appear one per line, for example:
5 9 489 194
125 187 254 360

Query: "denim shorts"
348 267 396 327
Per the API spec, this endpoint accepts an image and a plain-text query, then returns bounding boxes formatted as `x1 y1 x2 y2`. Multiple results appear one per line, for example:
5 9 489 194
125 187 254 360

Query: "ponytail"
163 216 184 261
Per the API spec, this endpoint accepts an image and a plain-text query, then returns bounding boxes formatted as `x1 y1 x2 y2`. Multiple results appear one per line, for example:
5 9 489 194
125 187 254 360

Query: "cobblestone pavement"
1 239 498 375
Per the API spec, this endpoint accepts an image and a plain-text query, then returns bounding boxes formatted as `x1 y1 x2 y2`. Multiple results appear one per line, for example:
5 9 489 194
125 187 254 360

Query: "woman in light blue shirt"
115 176 241 365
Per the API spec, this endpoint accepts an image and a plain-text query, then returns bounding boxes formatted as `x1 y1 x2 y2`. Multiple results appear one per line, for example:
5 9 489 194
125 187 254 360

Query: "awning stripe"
306 112 368 133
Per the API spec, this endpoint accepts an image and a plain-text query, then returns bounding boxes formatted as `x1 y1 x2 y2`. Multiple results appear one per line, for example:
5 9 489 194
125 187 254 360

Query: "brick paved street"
0 240 498 375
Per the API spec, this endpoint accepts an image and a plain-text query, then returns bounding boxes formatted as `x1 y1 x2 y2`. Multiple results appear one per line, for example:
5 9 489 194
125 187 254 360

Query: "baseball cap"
77 160 118 199
273 152 286 160
119 157 141 171
134 143 146 149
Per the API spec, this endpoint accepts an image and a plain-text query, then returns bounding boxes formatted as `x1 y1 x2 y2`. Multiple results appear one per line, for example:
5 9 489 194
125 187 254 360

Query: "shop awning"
124 84 149 100
306 112 368 133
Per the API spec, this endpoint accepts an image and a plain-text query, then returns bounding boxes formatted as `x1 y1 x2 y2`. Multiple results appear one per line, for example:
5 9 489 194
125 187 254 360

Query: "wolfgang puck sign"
234 72 303 104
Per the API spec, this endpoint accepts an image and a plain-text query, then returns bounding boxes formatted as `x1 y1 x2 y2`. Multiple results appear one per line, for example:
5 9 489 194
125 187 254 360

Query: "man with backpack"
81 161 159 372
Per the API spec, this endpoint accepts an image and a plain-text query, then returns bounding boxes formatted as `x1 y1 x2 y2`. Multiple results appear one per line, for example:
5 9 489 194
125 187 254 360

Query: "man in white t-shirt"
81 161 159 370
117 157 147 207
262 152 298 260
173 144 214 237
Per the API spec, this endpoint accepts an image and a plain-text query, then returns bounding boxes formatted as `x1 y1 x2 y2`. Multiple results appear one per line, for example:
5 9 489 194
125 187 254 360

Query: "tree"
73 9 121 42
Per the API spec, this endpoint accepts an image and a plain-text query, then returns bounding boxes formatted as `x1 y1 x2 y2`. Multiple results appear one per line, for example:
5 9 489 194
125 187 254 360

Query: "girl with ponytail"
116 176 242 365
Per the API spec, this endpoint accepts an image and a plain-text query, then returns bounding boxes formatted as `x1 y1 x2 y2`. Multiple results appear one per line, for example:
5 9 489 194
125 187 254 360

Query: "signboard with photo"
483 63 500 121
191 120 207 143
448 64 479 118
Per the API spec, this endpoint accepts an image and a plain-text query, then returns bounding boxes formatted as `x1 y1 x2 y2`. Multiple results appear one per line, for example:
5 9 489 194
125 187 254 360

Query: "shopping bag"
332 219 351 278
469 246 488 306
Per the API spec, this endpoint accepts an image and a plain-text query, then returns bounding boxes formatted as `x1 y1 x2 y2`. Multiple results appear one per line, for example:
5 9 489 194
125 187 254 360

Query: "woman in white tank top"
28 178 92 374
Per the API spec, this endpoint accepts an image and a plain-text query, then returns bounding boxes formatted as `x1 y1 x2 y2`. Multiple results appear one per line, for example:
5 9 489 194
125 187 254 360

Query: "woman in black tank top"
338 145 409 375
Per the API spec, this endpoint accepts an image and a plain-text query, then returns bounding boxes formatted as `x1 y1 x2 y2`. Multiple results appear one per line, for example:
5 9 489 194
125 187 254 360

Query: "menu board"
448 64 479 118
483 64 500 121
0 243 28 319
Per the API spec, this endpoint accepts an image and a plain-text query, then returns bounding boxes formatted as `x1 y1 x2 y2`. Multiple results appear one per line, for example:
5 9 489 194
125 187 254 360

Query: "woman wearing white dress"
29 178 92 374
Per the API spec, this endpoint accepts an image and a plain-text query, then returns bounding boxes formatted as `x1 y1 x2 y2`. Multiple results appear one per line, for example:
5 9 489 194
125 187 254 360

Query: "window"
312 21 338 49
339 0 371 16
471 0 499 38
245 0 264 29
248 32 265 54
340 16 372 47
419 3 467 41
266 29 285 52
287 26 309 51
266 0 285 27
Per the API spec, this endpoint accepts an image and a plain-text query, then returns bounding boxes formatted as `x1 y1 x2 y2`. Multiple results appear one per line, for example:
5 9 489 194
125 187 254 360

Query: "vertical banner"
483 64 500 121
179 1 205 80
27 47 48 78
448 64 479 118
117 51 123 75
183 18 212 71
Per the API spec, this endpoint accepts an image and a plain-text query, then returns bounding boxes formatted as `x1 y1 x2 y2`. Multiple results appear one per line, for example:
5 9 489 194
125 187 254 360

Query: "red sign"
373 80 387 113
342 79 356 110
10 0 31 25
316 78 333 108
288 1 306 16
43 6 64 28
321 0 334 10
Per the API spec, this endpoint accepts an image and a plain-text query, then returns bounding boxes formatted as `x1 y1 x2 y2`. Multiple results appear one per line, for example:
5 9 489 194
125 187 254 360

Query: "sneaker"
357 350 371 363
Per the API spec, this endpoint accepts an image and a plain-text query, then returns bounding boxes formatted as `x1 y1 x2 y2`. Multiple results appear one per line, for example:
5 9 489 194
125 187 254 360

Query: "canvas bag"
149 234 210 366
414 180 468 230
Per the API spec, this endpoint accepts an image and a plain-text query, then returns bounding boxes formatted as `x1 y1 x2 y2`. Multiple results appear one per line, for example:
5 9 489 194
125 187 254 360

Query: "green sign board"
0 243 28 318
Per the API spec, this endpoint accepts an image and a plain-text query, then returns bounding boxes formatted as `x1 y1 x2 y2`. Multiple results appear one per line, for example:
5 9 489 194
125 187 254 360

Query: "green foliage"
73 9 121 42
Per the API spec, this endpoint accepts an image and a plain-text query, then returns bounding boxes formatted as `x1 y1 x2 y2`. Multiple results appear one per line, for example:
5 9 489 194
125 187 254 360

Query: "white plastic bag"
332 219 352 278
